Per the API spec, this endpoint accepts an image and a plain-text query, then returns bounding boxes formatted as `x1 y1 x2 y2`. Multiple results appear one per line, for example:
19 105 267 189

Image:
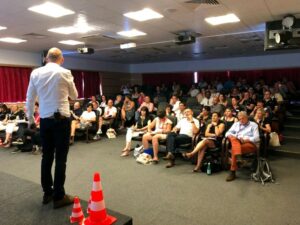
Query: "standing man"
26 47 78 209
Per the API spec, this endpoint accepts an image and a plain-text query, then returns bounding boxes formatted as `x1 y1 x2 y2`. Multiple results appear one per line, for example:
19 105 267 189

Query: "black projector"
77 47 94 54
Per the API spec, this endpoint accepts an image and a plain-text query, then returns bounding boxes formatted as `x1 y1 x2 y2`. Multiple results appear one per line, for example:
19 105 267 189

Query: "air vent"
185 0 219 5
23 33 48 39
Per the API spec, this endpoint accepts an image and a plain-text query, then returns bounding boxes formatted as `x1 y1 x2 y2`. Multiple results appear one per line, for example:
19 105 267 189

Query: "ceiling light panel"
120 42 137 49
48 25 94 34
0 37 27 43
0 26 7 30
28 2 74 18
59 40 84 45
124 8 163 22
117 29 146 37
205 13 240 26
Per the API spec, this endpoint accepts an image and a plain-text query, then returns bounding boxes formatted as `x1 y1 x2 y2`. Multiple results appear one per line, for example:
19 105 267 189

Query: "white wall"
129 52 300 73
0 49 41 67
63 56 129 73
0 48 130 73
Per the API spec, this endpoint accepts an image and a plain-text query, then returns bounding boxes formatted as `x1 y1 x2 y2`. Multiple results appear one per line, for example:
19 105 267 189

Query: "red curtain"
143 72 193 86
71 70 84 98
143 68 300 87
0 66 32 102
83 71 100 98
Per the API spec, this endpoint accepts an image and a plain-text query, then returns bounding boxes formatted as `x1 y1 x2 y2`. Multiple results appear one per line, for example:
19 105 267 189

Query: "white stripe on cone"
90 200 105 211
73 203 81 208
92 181 102 191
71 212 83 218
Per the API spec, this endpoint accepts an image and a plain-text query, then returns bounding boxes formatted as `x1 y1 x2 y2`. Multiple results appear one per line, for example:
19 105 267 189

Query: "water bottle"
207 162 212 175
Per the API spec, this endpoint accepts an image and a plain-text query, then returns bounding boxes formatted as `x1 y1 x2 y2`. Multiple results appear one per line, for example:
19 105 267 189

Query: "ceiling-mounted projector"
77 47 94 54
175 32 196 45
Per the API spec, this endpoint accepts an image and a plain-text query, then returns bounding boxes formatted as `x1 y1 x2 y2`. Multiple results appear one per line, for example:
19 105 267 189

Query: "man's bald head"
46 47 64 65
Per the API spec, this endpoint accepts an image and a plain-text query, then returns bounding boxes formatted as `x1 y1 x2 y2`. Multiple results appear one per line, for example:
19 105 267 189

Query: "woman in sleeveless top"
121 107 151 157
221 107 238 133
121 95 135 128
183 112 225 172
141 110 172 163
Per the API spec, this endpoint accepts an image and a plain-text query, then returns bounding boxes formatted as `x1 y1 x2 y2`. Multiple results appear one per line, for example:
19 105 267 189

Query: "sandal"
182 152 192 159
120 151 130 157
193 167 201 173
152 159 159 164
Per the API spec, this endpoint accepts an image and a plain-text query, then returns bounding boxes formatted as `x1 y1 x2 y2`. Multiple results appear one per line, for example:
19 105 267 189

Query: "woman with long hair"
121 107 151 157
183 112 225 172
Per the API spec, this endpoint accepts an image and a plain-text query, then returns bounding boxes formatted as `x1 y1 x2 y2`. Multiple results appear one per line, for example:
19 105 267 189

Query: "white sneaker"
93 134 101 140
96 129 102 135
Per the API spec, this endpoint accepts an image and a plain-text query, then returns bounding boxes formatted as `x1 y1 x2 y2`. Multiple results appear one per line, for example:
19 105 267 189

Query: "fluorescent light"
49 25 94 34
0 26 7 30
59 40 84 45
124 8 163 22
120 42 136 49
0 37 27 43
205 13 240 26
194 72 198 83
117 29 146 37
28 2 74 18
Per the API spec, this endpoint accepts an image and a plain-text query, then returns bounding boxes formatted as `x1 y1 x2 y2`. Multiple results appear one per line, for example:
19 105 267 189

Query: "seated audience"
200 90 213 106
219 93 228 107
164 108 200 168
89 95 99 105
1 104 26 148
210 96 225 116
140 110 172 163
94 99 117 139
263 90 278 114
183 112 225 172
0 104 9 121
121 107 151 157
70 102 83 121
239 91 255 114
197 106 211 135
114 95 123 110
135 96 154 120
121 95 135 128
70 104 96 144
230 96 243 117
188 84 199 97
165 104 175 117
221 108 238 133
225 111 260 182
99 95 107 108
175 102 186 122
169 95 181 115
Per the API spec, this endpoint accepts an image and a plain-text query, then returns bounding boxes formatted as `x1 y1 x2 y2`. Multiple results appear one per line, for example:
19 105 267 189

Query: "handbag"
269 132 281 147
136 153 152 165
106 128 117 138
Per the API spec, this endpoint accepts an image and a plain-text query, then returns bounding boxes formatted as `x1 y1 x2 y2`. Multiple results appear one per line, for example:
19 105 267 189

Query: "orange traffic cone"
87 195 91 214
70 196 85 224
83 173 117 225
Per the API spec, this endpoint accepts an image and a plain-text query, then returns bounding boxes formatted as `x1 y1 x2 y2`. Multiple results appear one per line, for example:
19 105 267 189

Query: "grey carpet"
0 135 299 225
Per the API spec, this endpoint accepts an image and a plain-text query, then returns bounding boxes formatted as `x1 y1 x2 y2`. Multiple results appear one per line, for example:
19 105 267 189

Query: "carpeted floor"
0 134 299 225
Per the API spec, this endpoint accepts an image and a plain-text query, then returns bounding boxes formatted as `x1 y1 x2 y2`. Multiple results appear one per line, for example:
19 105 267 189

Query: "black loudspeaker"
41 50 48 66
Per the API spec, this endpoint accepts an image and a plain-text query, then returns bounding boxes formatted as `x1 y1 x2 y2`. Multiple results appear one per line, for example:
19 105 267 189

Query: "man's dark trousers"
40 117 70 200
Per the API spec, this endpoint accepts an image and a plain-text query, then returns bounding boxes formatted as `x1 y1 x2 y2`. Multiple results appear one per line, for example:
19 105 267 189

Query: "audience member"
210 96 225 116
140 110 172 163
225 111 260 182
121 107 151 157
183 112 225 172
239 91 255 114
121 95 135 128
94 99 117 139
70 102 83 121
70 104 96 145
200 90 213 106
221 108 238 133
175 102 186 122
169 95 181 115
164 109 199 168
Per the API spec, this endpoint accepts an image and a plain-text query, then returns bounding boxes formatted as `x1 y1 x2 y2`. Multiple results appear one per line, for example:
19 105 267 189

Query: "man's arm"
26 74 37 124
66 71 78 100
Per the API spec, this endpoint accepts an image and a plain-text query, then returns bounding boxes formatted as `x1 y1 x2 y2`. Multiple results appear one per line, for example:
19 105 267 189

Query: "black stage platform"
0 172 132 225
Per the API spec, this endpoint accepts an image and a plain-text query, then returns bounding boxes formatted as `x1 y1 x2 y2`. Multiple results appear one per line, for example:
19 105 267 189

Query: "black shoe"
226 171 236 182
165 159 175 168
162 152 174 160
53 194 74 209
42 194 53 205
